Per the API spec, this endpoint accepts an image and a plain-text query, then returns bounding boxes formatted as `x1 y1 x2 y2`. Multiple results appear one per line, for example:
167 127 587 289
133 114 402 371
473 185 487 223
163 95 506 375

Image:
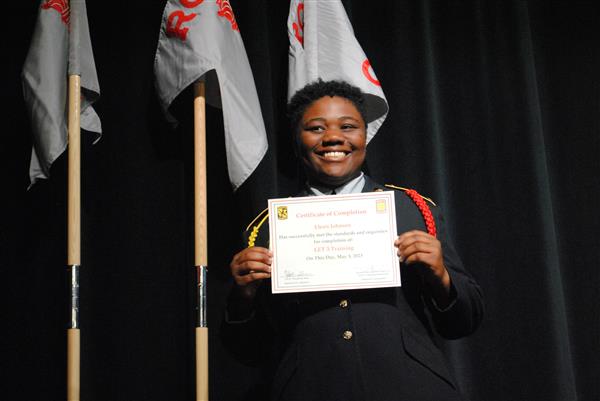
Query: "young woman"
224 80 484 401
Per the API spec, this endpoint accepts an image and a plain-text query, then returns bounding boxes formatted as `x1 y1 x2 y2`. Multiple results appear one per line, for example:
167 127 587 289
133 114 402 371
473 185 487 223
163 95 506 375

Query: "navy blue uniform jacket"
222 176 484 401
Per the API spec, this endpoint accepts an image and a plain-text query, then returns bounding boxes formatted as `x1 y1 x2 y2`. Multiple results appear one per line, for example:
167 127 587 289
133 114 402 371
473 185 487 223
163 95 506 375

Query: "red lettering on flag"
216 0 239 31
41 0 70 25
180 0 204 8
166 10 197 41
362 59 381 86
292 2 304 46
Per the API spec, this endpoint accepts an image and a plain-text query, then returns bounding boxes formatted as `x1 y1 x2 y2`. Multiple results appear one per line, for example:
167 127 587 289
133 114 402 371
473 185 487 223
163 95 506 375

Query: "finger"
398 236 430 250
399 241 437 257
402 252 436 266
248 249 273 261
233 246 271 261
246 246 272 256
398 239 439 259
233 261 271 277
234 271 271 286
397 232 432 250
397 230 434 246
238 248 273 264
236 261 272 275
398 243 441 267
400 251 436 267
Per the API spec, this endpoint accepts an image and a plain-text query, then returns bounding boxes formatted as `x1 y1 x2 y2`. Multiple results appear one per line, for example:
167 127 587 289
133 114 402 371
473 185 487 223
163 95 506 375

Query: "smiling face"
298 96 367 188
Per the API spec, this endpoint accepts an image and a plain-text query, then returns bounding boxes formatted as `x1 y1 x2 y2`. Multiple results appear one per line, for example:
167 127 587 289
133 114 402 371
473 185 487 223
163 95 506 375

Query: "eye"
304 125 325 133
341 124 357 130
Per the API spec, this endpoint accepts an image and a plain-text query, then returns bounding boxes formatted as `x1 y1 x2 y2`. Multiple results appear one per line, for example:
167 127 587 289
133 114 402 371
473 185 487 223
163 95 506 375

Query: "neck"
306 172 365 193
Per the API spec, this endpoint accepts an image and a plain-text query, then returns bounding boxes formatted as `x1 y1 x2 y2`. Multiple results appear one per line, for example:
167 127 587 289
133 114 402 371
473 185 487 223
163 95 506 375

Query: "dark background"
3 1 599 400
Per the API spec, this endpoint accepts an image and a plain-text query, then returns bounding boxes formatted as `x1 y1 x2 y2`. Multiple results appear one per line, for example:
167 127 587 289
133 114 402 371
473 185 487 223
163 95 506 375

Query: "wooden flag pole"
67 74 82 401
193 80 209 401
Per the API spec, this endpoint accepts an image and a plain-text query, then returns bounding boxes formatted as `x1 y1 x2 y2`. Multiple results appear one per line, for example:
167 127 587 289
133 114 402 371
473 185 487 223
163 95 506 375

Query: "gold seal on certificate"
268 192 401 294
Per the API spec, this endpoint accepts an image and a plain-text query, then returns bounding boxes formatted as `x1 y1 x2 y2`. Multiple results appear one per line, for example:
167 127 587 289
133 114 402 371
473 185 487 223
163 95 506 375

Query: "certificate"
268 191 401 294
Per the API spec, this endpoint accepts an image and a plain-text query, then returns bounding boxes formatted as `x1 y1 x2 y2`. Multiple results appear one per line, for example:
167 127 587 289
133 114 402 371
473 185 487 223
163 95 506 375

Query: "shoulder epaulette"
245 208 269 248
384 184 437 206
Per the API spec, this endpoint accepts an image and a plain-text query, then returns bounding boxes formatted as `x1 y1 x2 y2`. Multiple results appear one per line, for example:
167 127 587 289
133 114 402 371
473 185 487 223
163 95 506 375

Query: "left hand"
394 230 451 296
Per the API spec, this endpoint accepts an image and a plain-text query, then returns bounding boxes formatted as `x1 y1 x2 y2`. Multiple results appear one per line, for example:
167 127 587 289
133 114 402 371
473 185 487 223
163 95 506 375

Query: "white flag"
23 0 101 187
288 0 388 143
154 0 268 190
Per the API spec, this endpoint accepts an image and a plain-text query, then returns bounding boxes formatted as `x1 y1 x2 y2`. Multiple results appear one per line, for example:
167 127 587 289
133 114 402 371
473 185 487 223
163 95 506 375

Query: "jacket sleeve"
424 206 485 339
221 283 273 365
220 224 275 365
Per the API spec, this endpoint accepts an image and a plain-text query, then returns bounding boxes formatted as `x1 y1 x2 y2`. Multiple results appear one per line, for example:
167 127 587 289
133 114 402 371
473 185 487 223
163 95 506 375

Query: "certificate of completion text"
268 191 401 294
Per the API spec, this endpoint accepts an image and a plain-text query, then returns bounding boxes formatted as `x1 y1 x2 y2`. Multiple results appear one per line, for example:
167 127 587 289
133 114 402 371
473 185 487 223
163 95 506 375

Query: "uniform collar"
307 172 365 196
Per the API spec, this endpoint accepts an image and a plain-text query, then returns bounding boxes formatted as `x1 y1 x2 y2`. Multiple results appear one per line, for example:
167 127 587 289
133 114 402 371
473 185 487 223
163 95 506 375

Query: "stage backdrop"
3 1 599 400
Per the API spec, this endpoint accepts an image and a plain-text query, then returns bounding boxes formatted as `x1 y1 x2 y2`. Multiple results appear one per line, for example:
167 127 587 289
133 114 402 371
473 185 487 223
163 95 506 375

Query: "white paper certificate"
268 191 401 294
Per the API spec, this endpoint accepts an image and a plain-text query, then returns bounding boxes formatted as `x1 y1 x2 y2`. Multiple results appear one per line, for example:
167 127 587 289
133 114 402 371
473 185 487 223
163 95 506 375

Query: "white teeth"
322 151 347 159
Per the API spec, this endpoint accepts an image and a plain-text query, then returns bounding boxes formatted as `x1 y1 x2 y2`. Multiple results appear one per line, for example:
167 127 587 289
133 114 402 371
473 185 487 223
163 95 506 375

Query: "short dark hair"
287 79 368 136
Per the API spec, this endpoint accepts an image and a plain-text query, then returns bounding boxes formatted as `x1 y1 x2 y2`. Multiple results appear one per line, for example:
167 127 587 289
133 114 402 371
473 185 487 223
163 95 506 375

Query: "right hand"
230 246 272 299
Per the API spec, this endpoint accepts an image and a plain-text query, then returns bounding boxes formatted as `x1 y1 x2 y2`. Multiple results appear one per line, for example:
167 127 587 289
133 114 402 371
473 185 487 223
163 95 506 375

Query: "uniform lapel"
362 175 384 193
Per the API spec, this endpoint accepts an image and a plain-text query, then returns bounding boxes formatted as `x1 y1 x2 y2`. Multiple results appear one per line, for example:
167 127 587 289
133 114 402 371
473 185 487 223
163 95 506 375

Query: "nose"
321 127 345 146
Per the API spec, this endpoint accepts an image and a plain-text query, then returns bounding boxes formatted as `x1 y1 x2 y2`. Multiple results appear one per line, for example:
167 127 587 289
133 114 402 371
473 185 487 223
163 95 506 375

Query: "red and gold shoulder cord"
385 184 437 238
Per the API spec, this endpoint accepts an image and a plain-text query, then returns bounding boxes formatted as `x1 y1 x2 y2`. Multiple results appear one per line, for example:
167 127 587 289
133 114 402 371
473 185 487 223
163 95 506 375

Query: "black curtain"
3 1 599 400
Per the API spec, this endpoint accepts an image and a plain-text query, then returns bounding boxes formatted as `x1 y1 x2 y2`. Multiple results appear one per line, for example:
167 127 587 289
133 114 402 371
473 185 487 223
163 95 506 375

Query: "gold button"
343 330 353 340
339 299 349 308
